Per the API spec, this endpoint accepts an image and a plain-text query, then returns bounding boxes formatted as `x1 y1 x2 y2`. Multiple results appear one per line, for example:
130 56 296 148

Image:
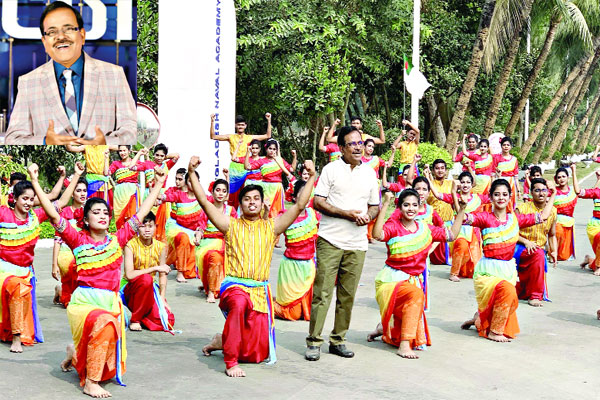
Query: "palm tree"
545 52 600 161
577 102 600 151
520 45 598 155
444 0 498 151
573 88 600 146
504 0 595 138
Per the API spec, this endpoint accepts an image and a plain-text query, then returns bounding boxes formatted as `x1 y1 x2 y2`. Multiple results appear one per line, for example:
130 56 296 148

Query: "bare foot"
397 341 418 359
581 255 591 269
225 365 246 377
83 379 112 398
10 336 23 353
367 323 383 342
202 333 223 356
461 312 478 330
528 299 543 307
176 272 187 283
487 332 511 342
61 344 75 372
594 268 600 276
129 322 142 331
53 284 62 305
449 274 460 282
206 292 216 303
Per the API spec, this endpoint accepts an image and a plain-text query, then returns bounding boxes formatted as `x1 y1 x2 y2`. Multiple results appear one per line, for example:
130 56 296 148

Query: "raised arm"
103 149 111 176
318 126 329 152
188 157 230 233
135 166 168 222
244 147 254 170
289 150 298 172
372 120 385 144
372 192 394 241
210 113 230 141
326 119 340 143
45 166 67 202
28 164 60 225
403 119 420 143
571 163 581 194
253 113 272 141
592 143 600 161
55 162 85 210
130 148 148 167
448 198 467 239
382 163 390 189
406 154 420 186
275 161 316 235
540 182 557 221
386 145 397 168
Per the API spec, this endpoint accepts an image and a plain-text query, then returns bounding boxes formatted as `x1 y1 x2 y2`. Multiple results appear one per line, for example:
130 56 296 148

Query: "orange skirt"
477 280 519 338
555 223 575 261
167 232 197 279
0 276 34 345
381 281 430 349
450 236 480 278
274 286 312 321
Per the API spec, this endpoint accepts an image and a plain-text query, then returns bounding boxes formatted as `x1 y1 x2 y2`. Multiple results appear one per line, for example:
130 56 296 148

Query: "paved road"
1 199 600 399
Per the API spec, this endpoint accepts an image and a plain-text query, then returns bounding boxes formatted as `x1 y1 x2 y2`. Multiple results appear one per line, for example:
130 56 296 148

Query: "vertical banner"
158 0 235 187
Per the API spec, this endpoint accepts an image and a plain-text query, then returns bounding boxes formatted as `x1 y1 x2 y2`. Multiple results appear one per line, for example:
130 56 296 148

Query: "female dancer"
138 144 180 242
464 138 494 195
429 171 490 281
578 171 600 274
553 164 579 261
493 137 521 206
106 146 144 229
0 164 82 353
244 139 297 218
274 180 319 320
195 179 237 303
162 171 205 282
52 177 88 307
237 139 263 187
32 163 166 398
367 189 466 358
460 179 555 342
453 133 479 172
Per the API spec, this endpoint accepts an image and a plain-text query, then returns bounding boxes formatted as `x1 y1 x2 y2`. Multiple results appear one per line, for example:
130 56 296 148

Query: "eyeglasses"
43 26 80 38
345 141 364 148
532 189 548 193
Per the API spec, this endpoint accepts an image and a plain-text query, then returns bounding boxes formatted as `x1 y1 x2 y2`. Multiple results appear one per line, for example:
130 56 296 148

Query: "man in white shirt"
305 126 380 361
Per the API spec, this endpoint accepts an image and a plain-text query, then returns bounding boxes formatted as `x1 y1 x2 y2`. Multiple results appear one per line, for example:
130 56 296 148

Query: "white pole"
411 0 420 124
524 18 530 141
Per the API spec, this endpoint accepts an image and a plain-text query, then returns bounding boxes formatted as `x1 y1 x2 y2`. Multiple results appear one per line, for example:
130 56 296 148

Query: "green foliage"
0 154 27 195
2 146 80 191
137 0 158 111
511 146 524 167
416 142 452 170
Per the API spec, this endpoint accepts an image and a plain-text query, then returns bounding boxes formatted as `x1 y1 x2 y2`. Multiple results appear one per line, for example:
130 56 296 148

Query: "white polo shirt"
314 158 380 251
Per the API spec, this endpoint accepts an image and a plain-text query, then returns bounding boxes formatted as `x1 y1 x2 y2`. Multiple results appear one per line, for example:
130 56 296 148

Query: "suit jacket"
5 52 136 145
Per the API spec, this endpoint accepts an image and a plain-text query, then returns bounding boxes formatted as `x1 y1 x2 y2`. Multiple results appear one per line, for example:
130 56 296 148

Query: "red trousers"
219 287 269 369
516 248 546 301
123 275 174 331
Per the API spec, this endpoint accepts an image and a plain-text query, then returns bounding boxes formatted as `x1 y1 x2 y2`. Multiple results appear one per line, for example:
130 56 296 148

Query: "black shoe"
305 346 321 361
329 344 354 358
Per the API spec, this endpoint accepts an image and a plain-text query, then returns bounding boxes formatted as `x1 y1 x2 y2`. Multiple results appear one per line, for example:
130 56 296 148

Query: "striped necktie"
62 69 78 134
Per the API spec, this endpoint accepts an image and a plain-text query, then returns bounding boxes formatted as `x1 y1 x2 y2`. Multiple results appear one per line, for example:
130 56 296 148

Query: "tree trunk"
544 49 600 161
426 94 446 147
382 83 392 128
574 90 600 148
578 104 600 152
505 15 561 138
483 17 527 137
520 47 597 155
359 91 369 115
444 0 497 152
531 128 553 164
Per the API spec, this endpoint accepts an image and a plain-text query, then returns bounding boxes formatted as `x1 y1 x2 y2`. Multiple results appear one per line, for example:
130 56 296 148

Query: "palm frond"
561 1 593 50
482 0 531 73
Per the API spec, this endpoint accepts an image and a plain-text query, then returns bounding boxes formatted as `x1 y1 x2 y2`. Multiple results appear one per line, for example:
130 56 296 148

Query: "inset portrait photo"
0 0 137 145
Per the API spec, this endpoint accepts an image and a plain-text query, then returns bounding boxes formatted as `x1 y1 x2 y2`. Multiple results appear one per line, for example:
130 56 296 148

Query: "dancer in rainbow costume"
32 163 166 398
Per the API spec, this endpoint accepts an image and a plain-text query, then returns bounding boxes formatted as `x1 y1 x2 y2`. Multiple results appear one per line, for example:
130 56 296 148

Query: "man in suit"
5 2 136 145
